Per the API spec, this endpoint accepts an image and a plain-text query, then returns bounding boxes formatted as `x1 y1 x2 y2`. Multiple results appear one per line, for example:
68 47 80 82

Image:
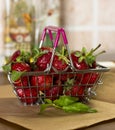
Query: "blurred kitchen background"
0 0 115 72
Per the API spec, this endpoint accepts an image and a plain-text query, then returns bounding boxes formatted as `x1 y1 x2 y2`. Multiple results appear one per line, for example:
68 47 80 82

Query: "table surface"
0 68 115 130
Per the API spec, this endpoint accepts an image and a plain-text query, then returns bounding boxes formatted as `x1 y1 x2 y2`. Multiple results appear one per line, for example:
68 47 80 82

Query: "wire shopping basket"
8 26 110 106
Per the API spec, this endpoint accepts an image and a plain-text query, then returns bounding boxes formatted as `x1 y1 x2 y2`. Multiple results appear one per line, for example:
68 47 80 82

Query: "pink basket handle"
40 26 61 48
45 26 61 32
40 28 47 41
40 26 68 47
61 28 68 45
41 26 61 41
46 26 68 45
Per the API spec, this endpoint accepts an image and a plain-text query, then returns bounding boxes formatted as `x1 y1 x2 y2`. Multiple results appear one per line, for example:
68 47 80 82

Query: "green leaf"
62 102 97 113
39 95 97 114
15 50 31 63
11 71 25 81
53 95 78 107
2 63 11 73
78 56 85 63
75 51 82 57
82 47 87 54
30 47 46 63
44 99 52 104
87 108 97 113
40 104 52 113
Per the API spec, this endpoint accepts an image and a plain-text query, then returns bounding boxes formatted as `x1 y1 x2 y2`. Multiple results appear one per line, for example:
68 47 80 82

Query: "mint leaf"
87 108 97 113
53 95 78 107
39 96 97 114
82 47 87 54
11 71 25 81
40 104 52 113
2 63 11 73
44 99 52 104
62 102 97 113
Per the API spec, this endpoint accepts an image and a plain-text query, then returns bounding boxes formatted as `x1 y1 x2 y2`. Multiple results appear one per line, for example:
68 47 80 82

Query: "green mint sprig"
39 95 97 113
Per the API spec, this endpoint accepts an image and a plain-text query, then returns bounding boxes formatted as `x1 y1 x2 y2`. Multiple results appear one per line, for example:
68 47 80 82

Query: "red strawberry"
88 73 99 85
12 62 31 72
30 74 52 91
45 86 63 100
36 52 52 71
65 85 85 97
30 47 51 71
11 50 31 63
17 88 38 104
71 44 105 88
52 55 68 71
11 62 31 87
71 52 89 70
71 44 105 70
53 68 74 84
61 68 75 82
76 72 100 87
52 47 69 72
63 78 85 98
11 50 21 61
14 76 28 88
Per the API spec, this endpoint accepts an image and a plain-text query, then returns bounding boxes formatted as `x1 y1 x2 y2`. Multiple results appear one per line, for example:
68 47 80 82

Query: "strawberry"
45 86 63 100
52 47 69 72
11 50 21 61
71 44 105 87
63 79 85 98
36 52 52 71
11 62 31 87
11 62 31 72
30 47 52 71
77 73 99 85
71 52 89 70
17 88 38 104
14 76 28 87
88 73 99 87
71 44 105 70
65 85 85 97
30 74 52 91
61 68 75 82
53 68 75 85
10 50 31 63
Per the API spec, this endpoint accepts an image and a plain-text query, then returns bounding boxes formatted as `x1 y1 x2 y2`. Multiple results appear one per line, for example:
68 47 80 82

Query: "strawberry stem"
91 44 101 53
57 47 70 64
62 46 65 56
95 50 106 57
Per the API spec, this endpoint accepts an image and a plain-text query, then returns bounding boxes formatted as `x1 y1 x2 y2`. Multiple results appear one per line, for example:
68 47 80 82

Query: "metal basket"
8 26 109 106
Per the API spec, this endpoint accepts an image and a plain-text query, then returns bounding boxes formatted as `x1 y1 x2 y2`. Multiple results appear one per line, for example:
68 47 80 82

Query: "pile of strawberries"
3 44 105 105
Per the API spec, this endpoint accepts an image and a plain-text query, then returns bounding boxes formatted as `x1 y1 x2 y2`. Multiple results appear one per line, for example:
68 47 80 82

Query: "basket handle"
39 26 69 48
46 26 69 46
39 26 60 48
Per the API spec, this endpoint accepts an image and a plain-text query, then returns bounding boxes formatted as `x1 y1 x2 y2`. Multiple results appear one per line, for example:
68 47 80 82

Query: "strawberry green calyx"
16 50 31 63
57 47 70 65
75 44 106 67
63 78 74 94
30 47 46 63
